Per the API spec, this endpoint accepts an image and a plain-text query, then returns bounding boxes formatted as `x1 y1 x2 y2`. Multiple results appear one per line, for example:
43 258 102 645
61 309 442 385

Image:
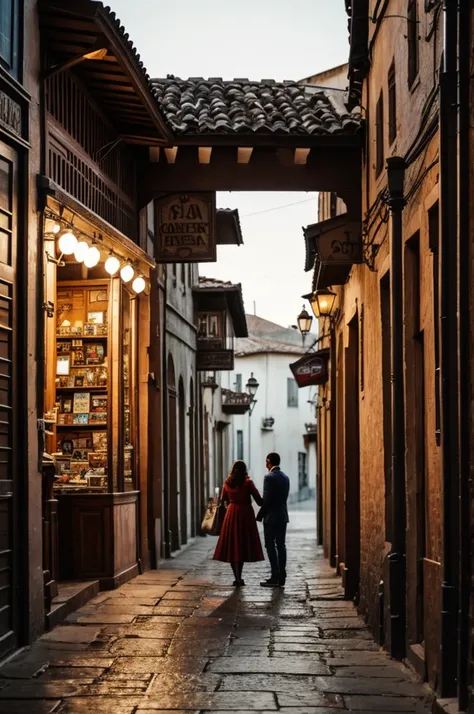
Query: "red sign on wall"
290 350 329 388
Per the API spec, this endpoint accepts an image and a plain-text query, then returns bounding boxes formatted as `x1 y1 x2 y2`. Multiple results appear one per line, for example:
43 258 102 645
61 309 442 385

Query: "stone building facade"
311 1 473 709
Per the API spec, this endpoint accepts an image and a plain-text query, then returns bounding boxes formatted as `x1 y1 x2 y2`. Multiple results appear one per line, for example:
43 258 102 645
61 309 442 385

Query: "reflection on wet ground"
0 502 432 713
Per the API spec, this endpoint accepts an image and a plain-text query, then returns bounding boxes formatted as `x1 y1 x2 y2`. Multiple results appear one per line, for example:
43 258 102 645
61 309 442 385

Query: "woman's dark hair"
225 460 248 487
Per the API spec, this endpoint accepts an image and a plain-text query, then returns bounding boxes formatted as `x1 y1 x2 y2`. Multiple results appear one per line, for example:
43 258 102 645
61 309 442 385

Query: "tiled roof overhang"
216 209 243 246
346 0 370 109
193 280 248 338
150 77 362 145
39 0 172 145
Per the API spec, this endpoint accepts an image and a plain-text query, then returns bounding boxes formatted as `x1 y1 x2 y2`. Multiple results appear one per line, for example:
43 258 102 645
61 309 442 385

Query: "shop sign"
197 350 234 371
290 351 329 387
157 193 216 263
316 222 363 265
0 91 21 137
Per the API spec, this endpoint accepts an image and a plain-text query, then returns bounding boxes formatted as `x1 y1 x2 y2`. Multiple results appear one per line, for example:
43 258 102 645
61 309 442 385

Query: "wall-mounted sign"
316 221 363 265
290 350 329 387
197 350 234 371
157 193 216 263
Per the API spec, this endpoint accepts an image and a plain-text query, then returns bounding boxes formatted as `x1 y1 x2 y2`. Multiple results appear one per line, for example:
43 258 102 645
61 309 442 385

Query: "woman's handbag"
201 498 225 535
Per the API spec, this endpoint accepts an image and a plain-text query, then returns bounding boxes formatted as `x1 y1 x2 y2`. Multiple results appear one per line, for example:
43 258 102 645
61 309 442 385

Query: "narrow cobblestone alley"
0 505 432 714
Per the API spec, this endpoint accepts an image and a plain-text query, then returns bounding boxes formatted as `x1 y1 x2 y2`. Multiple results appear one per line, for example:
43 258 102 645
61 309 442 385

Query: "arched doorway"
189 377 196 537
178 377 187 545
167 354 179 552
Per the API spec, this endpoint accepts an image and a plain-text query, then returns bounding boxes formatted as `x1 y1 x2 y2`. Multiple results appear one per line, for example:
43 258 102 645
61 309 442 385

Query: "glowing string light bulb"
132 276 146 294
58 231 78 255
74 240 89 263
105 255 120 275
120 264 134 283
84 246 100 268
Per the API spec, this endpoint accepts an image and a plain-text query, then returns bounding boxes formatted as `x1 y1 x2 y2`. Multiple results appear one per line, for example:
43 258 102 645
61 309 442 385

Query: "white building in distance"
221 315 317 503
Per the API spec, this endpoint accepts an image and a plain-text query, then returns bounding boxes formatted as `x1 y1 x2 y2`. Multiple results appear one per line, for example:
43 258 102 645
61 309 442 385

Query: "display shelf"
56 386 107 392
56 423 107 429
56 335 108 340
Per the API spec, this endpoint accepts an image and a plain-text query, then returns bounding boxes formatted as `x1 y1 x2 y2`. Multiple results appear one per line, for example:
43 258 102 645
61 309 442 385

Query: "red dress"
213 478 264 563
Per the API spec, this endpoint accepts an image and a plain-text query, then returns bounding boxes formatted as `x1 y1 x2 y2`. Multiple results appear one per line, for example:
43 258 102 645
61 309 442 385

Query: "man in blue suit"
256 452 290 587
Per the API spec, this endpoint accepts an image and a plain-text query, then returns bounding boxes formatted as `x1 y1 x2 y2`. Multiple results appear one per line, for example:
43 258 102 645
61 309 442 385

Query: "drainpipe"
439 0 459 697
456 0 470 708
386 156 407 660
162 266 171 558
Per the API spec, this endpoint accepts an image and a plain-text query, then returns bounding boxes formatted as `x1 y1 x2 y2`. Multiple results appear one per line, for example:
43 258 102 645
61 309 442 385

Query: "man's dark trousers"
264 522 287 581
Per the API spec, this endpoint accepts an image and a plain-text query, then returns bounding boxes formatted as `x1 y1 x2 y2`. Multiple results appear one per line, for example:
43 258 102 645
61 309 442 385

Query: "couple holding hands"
213 453 289 587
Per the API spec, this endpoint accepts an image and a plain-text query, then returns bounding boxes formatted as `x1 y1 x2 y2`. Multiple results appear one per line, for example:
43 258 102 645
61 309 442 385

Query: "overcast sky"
110 0 349 327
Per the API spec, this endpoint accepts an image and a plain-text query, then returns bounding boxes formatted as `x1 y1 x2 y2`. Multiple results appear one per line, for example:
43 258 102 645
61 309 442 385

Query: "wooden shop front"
43 196 153 591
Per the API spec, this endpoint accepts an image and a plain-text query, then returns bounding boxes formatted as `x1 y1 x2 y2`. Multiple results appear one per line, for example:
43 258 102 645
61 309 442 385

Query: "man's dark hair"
266 452 281 467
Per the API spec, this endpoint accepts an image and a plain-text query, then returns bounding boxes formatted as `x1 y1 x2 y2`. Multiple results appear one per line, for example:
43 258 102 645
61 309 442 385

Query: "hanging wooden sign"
157 193 216 263
290 350 329 387
197 350 234 371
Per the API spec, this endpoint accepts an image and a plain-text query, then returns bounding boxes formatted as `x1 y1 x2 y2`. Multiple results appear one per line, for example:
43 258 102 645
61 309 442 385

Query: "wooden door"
0 142 19 657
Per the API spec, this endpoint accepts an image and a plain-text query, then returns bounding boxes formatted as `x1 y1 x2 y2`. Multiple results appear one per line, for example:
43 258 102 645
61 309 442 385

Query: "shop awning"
303 213 363 291
38 0 171 145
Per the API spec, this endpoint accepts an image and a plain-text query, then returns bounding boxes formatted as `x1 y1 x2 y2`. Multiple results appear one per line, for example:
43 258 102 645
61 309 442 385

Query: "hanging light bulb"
84 246 101 268
132 276 146 294
45 218 61 235
58 231 78 255
105 255 120 275
120 264 134 283
74 240 89 263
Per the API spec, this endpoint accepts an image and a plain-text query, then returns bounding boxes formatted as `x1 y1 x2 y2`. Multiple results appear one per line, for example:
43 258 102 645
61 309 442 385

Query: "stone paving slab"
0 702 61 713
208 657 330 675
57 697 141 713
219 674 336 692
137 692 277 710
343 694 423 710
0 505 433 714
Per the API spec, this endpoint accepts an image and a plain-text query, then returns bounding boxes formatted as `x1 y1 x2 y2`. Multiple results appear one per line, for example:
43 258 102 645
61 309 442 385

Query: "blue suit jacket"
257 468 290 525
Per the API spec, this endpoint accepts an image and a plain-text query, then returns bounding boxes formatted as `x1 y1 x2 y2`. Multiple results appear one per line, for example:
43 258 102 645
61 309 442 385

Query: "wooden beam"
164 147 178 164
237 147 253 164
294 148 311 165
139 145 362 212
198 147 212 164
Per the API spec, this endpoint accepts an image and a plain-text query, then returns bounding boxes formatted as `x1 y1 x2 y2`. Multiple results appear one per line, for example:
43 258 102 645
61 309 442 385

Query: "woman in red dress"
213 460 264 586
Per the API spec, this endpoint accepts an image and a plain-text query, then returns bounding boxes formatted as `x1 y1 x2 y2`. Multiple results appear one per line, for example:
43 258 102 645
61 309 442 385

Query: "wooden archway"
178 377 187 545
167 354 179 552
189 377 197 537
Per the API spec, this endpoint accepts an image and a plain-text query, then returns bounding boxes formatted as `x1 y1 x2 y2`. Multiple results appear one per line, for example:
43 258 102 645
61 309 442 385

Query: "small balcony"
221 389 252 415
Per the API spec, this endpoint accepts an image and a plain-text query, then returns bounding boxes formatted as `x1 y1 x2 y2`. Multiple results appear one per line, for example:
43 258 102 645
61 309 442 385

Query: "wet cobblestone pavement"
0 505 432 713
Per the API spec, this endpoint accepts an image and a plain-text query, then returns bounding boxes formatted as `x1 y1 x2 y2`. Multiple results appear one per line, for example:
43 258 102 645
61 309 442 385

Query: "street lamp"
297 305 313 345
246 373 259 401
245 373 259 473
307 288 337 321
